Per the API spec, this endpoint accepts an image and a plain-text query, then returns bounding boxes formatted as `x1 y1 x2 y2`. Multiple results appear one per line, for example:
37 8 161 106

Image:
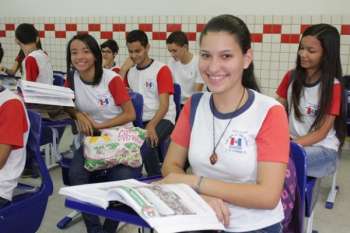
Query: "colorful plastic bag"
83 127 146 171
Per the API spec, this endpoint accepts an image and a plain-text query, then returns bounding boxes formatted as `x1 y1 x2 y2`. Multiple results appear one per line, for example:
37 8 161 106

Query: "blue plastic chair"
290 141 318 233
0 110 54 233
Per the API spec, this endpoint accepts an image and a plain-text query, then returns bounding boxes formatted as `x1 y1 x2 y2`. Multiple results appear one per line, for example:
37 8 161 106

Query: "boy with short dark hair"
123 29 176 176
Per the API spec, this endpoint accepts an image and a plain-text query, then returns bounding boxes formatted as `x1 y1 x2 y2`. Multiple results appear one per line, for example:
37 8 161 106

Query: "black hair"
199 14 260 92
166 31 189 47
292 23 345 147
15 23 39 44
126 30 148 47
101 39 119 54
0 43 3 63
66 34 103 85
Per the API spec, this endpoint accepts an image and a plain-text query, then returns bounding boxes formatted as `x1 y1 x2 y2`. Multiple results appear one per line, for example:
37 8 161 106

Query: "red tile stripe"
66 24 77 31
44 24 55 31
300 24 311 33
1 23 349 42
186 32 196 41
196 24 206 32
341 25 350 35
88 24 100 31
5 24 15 31
281 34 300 44
101 31 113 39
113 24 125 32
139 23 152 32
263 24 281 34
152 32 166 40
38 31 45 38
167 24 181 32
251 33 263 43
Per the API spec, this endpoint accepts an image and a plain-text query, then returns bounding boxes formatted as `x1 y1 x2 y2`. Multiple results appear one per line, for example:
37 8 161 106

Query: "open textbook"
59 179 225 233
17 80 75 107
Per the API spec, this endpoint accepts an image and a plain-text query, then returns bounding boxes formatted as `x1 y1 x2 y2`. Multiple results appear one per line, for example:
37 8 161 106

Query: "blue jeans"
141 119 174 176
69 145 142 233
304 145 338 178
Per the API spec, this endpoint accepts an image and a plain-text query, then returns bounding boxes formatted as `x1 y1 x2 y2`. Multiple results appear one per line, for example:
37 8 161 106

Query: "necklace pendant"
209 153 218 165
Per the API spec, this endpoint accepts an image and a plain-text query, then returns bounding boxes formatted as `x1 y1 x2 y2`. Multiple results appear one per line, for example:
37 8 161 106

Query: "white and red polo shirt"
171 90 290 232
0 87 29 201
276 70 341 151
22 49 53 84
125 60 176 124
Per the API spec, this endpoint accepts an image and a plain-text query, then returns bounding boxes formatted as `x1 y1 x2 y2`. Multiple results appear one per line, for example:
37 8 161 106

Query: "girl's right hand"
200 194 230 228
75 112 94 136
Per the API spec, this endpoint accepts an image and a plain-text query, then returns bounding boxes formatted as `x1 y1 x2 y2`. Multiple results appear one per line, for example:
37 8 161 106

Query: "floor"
33 133 350 233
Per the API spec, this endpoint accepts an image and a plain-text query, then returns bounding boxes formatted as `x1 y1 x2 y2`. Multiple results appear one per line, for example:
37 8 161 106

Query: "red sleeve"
156 65 174 95
276 70 292 99
108 76 130 106
25 56 39 82
64 77 71 88
328 83 341 115
0 99 28 149
170 99 191 148
256 105 290 163
112 67 120 74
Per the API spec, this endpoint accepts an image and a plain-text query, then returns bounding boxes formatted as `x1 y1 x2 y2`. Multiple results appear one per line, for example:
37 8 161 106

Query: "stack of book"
17 80 74 107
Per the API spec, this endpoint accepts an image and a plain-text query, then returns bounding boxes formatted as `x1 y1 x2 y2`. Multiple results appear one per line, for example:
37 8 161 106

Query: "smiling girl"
161 15 290 233
276 24 346 178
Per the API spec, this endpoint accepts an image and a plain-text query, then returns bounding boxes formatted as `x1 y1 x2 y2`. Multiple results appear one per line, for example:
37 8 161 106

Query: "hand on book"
201 194 230 228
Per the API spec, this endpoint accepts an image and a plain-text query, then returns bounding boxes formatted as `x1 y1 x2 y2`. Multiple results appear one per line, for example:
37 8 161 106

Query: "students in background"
124 29 176 176
161 15 289 233
166 31 204 105
100 39 120 74
15 23 53 84
276 24 346 178
0 84 29 208
65 34 140 233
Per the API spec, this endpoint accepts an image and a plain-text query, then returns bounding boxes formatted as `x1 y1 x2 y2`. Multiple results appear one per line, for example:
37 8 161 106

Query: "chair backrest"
290 141 307 233
0 110 54 233
173 83 181 119
129 91 144 127
53 71 66 86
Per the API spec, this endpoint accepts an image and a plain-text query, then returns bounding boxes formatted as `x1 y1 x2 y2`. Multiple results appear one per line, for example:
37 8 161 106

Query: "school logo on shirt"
97 94 110 108
304 103 318 117
224 131 248 153
145 80 155 90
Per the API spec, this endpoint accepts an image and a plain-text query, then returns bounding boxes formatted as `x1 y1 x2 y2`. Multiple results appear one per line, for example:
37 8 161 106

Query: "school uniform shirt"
67 69 131 125
168 55 204 104
125 60 176 124
171 90 290 232
0 88 29 201
22 49 53 84
276 70 341 151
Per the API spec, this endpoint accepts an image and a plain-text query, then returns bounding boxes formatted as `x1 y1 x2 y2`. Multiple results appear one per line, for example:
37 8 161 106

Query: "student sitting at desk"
0 84 29 208
161 15 289 233
65 33 141 233
15 23 53 84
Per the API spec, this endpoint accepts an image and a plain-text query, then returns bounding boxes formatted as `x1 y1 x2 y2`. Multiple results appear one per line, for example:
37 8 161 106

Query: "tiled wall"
1 15 350 96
